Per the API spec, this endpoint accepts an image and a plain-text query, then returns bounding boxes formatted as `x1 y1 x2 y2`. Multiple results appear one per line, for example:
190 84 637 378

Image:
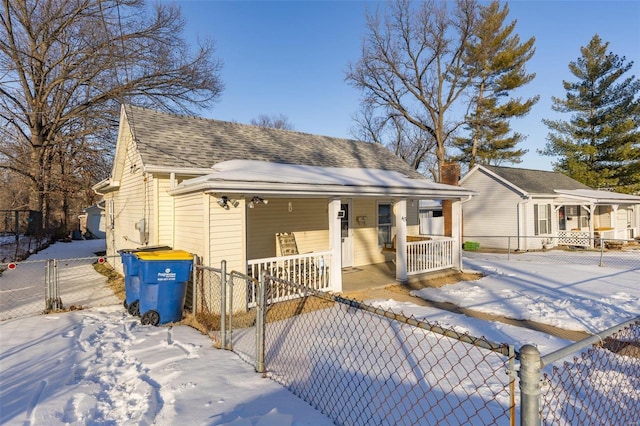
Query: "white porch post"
451 199 463 270
394 199 407 283
328 198 343 292
586 204 596 248
610 204 619 240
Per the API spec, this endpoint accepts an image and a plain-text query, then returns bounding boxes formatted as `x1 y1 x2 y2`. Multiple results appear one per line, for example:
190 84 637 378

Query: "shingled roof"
482 165 591 194
124 105 423 179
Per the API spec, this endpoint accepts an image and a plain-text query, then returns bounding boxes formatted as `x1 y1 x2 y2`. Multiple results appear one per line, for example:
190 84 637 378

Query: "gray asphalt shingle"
124 105 424 178
483 165 591 194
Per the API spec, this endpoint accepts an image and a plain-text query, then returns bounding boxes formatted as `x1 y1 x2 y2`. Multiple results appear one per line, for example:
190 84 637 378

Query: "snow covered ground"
415 250 640 334
0 239 119 321
1 241 638 425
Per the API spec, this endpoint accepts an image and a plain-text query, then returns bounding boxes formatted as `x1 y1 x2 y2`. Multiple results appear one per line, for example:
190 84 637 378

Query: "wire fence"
462 235 640 271
0 255 121 321
2 254 638 424
193 263 640 426
193 264 517 425
519 318 640 425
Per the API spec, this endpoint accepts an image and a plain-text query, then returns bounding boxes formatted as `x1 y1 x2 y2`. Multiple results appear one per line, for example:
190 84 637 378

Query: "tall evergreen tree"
453 1 539 169
540 34 640 193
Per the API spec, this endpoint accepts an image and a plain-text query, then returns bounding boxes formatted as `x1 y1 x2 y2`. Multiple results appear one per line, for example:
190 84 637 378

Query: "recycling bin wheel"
127 300 140 317
123 300 128 309
141 310 160 326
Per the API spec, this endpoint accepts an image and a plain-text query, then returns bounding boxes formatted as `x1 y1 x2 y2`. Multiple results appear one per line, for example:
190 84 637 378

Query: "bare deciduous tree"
0 0 224 232
352 105 439 179
250 114 295 130
346 0 477 182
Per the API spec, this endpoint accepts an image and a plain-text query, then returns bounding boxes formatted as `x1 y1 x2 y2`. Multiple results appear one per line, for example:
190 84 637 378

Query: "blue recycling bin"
135 250 194 326
119 246 171 316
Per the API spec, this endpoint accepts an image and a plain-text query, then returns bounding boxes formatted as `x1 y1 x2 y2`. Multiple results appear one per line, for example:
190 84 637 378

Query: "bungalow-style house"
93 105 475 296
460 165 640 251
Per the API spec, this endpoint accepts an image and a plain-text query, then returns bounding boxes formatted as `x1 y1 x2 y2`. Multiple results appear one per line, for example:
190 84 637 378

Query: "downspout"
170 172 176 248
517 196 531 251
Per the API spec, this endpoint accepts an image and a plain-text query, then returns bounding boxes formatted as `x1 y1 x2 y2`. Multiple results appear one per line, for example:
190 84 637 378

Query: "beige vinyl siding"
595 205 612 229
462 171 521 249
109 136 152 273
156 177 175 247
209 196 246 272
352 199 386 266
173 192 204 257
406 200 419 227
247 198 329 259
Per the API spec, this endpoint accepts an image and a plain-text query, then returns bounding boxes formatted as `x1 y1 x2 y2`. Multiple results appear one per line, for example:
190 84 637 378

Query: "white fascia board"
168 180 475 200
554 189 640 204
142 166 214 176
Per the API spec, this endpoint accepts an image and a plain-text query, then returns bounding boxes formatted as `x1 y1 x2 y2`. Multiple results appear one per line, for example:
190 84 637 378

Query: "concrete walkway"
340 263 591 342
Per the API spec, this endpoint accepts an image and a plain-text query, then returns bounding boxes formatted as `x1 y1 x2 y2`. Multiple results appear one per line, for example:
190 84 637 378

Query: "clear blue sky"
171 0 640 172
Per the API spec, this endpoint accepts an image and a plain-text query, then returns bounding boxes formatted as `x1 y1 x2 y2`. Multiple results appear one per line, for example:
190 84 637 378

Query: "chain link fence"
0 255 121 321
3 255 638 424
462 235 640 271
193 263 517 425
519 317 640 425
193 262 639 425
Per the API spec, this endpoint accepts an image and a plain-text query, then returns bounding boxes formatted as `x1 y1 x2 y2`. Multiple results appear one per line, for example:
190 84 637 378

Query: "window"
534 204 551 235
378 203 392 246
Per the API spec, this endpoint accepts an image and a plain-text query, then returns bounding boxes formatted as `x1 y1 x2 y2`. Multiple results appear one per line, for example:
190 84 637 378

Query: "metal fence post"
45 259 62 311
519 344 542 426
192 255 200 315
255 271 266 374
220 260 227 350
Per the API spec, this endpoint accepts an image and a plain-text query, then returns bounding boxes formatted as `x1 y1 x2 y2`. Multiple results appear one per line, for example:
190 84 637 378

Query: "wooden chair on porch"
276 232 299 256
275 232 326 285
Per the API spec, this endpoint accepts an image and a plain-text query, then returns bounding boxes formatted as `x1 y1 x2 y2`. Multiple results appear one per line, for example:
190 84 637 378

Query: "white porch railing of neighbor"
248 251 331 305
558 230 591 247
406 237 454 275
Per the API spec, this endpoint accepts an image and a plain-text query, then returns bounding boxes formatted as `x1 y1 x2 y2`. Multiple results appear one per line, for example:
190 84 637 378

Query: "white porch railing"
558 230 590 247
406 237 454 275
247 251 332 306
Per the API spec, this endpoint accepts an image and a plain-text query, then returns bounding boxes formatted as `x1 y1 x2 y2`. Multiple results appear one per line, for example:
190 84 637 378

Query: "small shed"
79 204 106 239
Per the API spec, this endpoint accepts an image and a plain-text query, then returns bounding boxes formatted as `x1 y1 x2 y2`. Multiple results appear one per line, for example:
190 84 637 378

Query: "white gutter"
169 182 476 199
142 166 214 176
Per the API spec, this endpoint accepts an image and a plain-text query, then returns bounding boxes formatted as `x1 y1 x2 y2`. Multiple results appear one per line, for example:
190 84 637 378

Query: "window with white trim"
534 204 551 235
377 202 392 246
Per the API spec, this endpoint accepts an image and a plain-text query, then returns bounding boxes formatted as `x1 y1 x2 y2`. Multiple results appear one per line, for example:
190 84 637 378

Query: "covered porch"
553 189 640 248
169 160 474 296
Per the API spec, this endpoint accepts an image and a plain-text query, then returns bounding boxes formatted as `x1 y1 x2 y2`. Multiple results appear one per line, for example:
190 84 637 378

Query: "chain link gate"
1 255 121 321
45 259 62 311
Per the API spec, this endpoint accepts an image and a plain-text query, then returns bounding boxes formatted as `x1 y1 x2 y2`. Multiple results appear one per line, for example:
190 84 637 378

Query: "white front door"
340 201 354 268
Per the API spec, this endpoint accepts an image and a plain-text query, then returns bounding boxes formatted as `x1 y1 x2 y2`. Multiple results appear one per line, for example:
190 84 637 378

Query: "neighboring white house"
78 204 106 239
93 105 476 294
419 200 444 236
460 165 640 251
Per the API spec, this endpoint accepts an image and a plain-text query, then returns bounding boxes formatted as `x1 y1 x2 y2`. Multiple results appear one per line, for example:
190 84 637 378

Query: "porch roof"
169 160 475 199
554 189 640 204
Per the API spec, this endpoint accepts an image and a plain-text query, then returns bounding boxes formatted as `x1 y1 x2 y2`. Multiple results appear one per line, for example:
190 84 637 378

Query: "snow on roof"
171 160 475 198
554 189 640 204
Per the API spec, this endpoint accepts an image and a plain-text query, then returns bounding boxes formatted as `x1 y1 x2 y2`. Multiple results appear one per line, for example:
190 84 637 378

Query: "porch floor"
340 262 458 293
341 262 397 293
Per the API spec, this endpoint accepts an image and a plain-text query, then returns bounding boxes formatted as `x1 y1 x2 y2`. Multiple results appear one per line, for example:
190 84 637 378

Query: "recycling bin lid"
118 245 172 254
134 249 193 261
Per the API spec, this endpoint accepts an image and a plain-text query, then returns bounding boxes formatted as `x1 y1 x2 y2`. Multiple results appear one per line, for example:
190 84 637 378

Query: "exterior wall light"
248 196 268 208
216 196 239 209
